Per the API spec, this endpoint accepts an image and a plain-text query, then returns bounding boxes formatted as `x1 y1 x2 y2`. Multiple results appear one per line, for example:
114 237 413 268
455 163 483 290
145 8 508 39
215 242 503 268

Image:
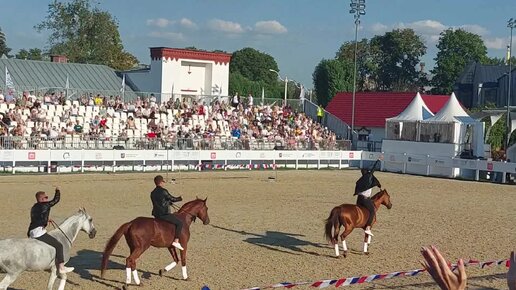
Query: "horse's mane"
57 210 87 228
178 198 205 212
370 190 386 201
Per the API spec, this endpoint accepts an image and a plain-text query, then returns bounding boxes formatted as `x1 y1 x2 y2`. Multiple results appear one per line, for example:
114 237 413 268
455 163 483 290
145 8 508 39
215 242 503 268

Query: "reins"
171 203 196 219
49 220 73 245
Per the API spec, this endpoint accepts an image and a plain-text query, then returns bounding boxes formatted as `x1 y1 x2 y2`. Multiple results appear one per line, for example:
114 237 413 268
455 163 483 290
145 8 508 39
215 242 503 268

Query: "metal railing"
0 136 351 151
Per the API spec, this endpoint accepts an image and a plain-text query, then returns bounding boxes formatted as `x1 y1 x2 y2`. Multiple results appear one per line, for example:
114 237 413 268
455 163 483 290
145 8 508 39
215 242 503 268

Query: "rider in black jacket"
151 175 184 250
354 159 382 237
27 187 74 274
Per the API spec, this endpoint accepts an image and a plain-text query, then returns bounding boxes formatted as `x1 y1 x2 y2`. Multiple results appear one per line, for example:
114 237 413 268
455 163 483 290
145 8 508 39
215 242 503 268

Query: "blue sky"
2 0 516 88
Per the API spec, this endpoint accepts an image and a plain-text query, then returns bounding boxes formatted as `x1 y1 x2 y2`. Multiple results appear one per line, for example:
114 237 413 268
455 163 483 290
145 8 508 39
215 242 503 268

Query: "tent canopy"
387 92 434 121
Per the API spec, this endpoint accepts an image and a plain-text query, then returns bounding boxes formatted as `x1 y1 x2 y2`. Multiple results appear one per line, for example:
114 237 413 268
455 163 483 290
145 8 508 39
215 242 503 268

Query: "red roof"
325 92 450 128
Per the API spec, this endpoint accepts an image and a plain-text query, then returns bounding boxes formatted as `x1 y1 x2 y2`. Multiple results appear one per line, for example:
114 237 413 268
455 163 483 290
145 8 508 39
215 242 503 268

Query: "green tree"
335 38 376 91
0 27 12 57
35 0 138 70
431 29 487 95
483 56 516 65
230 47 279 84
16 48 43 60
370 28 427 91
312 59 353 107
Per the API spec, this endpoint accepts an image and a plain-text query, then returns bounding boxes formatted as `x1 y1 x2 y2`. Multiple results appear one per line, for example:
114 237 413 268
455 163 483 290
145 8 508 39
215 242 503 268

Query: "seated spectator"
73 120 83 134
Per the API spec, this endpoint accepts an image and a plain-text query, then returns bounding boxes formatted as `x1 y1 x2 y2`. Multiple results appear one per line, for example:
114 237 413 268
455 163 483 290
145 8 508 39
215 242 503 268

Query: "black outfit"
151 186 183 237
27 189 65 264
353 160 382 227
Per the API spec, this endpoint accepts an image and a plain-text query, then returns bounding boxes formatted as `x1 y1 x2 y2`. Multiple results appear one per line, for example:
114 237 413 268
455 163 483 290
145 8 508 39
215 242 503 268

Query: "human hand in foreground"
421 245 466 290
508 251 516 290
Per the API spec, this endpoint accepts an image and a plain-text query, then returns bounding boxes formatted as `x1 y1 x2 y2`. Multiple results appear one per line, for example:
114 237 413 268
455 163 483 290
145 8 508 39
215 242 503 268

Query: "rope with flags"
240 258 510 289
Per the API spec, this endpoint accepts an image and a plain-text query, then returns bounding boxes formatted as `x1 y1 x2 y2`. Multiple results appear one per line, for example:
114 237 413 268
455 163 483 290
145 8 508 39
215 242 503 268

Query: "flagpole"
65 74 69 100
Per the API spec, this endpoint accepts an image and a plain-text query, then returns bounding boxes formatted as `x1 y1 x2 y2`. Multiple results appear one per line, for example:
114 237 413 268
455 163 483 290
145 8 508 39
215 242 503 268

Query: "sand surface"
0 170 514 290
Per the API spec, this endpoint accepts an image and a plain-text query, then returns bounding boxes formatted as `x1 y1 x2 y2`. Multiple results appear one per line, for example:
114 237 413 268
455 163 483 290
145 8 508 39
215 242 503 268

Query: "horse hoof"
122 285 128 290
159 269 164 277
364 252 370 255
343 252 347 258
184 277 190 281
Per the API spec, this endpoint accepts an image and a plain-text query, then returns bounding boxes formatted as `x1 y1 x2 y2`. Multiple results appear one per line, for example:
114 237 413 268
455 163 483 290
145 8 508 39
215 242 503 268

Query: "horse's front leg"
47 266 58 290
159 247 179 276
56 272 67 290
363 233 371 255
179 247 188 280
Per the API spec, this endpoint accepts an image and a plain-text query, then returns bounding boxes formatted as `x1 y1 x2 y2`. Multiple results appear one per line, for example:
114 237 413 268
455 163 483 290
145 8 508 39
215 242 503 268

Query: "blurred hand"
508 251 516 290
421 245 467 290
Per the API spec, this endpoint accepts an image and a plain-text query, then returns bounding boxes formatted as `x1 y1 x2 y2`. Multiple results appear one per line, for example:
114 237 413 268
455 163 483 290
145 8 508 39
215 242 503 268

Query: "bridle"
171 203 197 219
49 220 73 245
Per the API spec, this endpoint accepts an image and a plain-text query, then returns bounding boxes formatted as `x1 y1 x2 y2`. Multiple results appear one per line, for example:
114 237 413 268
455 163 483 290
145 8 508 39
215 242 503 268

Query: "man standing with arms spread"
150 175 184 250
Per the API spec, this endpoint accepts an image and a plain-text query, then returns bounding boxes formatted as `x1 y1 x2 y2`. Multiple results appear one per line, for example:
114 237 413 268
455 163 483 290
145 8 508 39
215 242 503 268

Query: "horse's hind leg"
332 224 341 257
125 245 150 286
56 273 67 290
339 227 353 258
0 271 20 290
159 247 179 277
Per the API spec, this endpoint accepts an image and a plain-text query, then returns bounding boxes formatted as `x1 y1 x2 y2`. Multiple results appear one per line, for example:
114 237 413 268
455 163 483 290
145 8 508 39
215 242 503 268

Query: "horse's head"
78 207 97 239
179 197 210 225
378 189 392 209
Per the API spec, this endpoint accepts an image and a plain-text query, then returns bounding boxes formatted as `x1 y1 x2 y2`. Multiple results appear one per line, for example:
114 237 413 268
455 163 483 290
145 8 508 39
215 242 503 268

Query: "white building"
123 47 232 103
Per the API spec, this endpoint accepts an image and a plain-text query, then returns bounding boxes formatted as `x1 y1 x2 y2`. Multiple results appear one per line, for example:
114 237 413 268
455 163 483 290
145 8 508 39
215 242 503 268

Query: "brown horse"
324 189 392 258
100 198 209 288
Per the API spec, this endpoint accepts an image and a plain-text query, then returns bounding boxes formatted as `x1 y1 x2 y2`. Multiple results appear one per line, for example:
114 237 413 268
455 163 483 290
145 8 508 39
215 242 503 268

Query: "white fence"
0 149 377 174
0 149 514 184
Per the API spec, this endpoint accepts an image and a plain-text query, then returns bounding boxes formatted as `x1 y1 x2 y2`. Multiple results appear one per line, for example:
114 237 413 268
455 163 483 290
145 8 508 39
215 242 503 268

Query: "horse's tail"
324 207 340 244
101 221 132 278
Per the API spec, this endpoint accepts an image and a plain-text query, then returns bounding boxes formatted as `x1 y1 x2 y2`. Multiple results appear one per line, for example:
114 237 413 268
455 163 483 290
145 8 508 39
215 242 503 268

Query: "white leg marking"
125 268 131 284
334 244 340 256
57 278 67 290
342 240 348 252
367 235 372 244
182 266 188 280
132 270 140 285
363 242 368 253
165 261 177 272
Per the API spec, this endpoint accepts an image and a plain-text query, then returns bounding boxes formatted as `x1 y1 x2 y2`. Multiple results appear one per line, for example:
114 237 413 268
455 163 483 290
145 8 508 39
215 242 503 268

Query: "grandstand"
0 93 348 151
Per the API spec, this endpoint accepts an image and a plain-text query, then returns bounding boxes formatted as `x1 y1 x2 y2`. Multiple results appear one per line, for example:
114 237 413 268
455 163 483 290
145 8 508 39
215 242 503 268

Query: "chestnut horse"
100 198 209 288
324 189 392 258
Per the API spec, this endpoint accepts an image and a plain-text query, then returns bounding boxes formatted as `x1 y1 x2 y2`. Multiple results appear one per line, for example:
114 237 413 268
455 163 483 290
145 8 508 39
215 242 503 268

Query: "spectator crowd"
0 89 342 150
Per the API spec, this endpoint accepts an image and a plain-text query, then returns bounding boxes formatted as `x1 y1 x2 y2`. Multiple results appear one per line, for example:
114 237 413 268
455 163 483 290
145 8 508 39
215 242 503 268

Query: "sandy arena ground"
0 169 514 290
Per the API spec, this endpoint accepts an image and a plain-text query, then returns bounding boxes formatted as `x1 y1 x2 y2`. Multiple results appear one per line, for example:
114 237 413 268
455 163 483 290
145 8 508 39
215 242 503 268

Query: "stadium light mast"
349 0 366 145
269 69 288 106
506 18 515 151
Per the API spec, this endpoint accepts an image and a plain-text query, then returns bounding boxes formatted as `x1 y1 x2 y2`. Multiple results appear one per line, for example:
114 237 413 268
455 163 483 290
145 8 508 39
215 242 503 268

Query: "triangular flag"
5 67 15 90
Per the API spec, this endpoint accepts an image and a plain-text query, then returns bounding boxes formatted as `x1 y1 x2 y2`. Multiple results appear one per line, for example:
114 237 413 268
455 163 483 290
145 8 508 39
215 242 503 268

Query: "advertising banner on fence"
14 150 50 162
49 150 82 161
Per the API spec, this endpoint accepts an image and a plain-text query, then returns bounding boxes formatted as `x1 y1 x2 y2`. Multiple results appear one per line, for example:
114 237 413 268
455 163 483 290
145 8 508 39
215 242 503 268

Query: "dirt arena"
0 169 514 290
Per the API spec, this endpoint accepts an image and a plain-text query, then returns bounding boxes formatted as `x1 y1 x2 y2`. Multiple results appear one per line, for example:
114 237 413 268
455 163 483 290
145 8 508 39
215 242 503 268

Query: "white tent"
420 92 484 156
387 92 434 121
385 92 434 140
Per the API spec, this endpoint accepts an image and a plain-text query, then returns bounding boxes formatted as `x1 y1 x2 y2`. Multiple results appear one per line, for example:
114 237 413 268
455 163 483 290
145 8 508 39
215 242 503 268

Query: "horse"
0 208 97 290
324 189 392 258
101 198 209 288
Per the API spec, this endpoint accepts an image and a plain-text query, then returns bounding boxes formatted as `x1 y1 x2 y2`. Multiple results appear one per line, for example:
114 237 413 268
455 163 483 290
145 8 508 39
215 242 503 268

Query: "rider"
354 159 382 237
150 175 184 250
27 187 74 274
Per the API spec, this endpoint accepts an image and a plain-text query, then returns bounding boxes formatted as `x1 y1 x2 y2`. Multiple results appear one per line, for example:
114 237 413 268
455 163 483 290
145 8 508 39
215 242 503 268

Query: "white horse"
0 208 96 290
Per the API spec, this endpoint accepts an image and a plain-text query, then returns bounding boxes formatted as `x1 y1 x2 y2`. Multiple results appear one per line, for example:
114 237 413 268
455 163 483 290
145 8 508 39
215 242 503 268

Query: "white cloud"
207 19 245 34
146 18 173 28
484 37 507 49
371 23 388 34
179 18 198 30
148 31 184 41
457 24 488 36
254 20 287 34
369 20 493 47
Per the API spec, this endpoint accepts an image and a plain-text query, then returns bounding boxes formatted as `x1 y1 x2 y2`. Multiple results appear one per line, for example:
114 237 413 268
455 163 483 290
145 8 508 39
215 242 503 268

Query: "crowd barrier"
0 149 514 185
0 149 378 174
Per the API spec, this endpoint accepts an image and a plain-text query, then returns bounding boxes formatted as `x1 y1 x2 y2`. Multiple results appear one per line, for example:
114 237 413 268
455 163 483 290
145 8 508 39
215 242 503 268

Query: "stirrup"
172 242 184 250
